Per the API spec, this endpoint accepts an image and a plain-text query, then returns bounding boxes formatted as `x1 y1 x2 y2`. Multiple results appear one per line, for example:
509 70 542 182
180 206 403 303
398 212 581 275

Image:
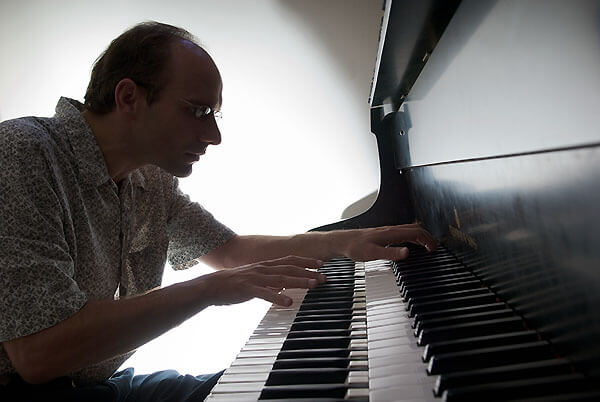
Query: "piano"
207 0 600 400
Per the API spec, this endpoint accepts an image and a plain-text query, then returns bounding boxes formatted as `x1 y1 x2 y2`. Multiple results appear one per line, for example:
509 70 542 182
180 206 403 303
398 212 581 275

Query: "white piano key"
208 287 308 399
230 356 276 366
368 324 413 340
349 360 369 369
347 370 370 384
209 381 265 393
370 384 436 402
371 372 436 389
217 372 270 383
234 349 279 358
206 391 262 401
370 336 421 352
365 260 438 402
346 387 370 400
223 364 273 374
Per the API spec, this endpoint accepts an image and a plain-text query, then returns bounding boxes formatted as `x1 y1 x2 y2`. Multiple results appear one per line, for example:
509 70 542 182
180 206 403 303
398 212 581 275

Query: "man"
0 22 436 401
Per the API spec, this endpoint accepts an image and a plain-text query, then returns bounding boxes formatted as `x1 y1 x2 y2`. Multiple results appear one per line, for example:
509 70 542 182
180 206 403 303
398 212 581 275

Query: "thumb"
383 245 410 261
355 244 409 262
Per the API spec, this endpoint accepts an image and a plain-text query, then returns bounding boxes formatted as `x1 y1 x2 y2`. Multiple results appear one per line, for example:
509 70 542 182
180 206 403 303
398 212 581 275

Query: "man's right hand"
196 256 326 307
2 256 326 384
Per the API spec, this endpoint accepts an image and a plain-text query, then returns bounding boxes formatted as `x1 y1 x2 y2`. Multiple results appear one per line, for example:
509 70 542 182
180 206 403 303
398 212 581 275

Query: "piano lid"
369 0 461 110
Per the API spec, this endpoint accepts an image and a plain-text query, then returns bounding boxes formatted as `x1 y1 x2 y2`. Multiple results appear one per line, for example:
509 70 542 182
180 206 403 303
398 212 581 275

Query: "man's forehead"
167 40 223 104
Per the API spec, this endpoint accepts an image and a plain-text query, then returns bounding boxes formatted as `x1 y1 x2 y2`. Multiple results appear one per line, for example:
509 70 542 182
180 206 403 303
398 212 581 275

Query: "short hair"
84 21 199 114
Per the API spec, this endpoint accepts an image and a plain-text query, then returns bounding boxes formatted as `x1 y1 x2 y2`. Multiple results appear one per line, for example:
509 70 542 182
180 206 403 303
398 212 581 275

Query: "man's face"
135 40 223 177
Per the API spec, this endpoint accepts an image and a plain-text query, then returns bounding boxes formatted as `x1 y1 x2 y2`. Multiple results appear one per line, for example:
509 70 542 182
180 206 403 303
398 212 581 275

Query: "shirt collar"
55 97 145 190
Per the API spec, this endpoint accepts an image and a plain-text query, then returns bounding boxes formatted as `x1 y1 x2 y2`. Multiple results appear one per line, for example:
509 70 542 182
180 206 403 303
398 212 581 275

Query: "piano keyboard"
208 246 600 401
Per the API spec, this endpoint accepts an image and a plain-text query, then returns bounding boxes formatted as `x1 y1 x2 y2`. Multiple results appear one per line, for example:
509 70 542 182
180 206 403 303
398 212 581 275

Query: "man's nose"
200 117 221 145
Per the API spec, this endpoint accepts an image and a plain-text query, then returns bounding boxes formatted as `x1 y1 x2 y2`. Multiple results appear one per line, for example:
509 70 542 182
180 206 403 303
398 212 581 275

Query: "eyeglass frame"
179 98 222 120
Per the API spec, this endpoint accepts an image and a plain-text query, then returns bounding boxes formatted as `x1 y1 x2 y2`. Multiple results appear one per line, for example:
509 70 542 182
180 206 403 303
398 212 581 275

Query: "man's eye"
192 106 212 118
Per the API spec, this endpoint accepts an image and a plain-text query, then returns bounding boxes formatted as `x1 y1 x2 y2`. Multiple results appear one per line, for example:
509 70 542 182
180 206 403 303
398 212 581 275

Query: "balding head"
84 21 206 114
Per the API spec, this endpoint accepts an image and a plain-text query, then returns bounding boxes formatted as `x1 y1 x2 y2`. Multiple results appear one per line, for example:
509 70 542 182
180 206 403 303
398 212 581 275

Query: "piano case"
208 1 600 400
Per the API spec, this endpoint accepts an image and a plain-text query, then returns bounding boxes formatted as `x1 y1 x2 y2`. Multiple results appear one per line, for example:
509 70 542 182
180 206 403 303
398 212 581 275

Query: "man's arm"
2 256 324 384
201 224 437 269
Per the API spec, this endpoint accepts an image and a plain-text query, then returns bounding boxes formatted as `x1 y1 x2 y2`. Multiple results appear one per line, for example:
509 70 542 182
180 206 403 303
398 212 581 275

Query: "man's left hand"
333 224 437 262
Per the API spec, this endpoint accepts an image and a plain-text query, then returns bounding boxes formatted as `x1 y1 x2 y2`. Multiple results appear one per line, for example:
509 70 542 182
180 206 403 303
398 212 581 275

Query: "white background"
0 0 382 375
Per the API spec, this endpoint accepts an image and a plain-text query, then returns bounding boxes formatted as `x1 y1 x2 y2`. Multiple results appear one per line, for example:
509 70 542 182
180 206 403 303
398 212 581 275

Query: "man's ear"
114 78 144 116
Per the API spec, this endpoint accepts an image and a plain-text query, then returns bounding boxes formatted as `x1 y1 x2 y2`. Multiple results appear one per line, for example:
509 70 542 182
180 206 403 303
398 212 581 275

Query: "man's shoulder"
0 116 65 176
0 116 60 154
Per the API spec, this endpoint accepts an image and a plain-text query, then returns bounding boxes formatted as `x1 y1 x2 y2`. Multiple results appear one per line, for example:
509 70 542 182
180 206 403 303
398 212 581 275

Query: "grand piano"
207 0 600 400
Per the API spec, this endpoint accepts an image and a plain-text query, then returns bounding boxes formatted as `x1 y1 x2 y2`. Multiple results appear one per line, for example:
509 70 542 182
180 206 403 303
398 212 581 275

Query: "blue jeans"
1 367 224 402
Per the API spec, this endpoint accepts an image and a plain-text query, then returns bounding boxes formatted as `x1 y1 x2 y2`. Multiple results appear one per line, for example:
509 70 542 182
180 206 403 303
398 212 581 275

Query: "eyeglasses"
180 98 222 120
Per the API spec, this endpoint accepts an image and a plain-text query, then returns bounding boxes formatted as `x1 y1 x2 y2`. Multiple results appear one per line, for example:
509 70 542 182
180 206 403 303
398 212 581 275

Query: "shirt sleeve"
166 177 236 270
0 120 87 342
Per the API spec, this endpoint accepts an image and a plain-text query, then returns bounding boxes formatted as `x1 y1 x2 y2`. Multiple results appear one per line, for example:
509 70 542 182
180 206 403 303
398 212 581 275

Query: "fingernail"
284 297 293 306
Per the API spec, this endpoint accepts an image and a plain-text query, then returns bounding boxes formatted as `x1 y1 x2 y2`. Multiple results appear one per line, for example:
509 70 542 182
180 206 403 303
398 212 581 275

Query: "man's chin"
166 163 194 178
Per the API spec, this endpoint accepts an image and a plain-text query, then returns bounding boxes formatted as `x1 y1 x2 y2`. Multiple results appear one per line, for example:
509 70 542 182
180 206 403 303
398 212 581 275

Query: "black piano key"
282 336 351 350
299 301 353 311
303 291 356 300
402 270 474 287
272 357 351 369
442 373 591 402
409 293 499 317
310 283 355 289
301 298 364 306
397 265 466 283
418 316 525 345
428 341 554 375
413 302 506 327
396 258 461 271
401 273 477 295
287 329 351 338
294 313 353 322
403 279 484 301
393 256 462 268
407 288 490 311
312 276 354 282
301 297 362 305
434 358 574 395
260 383 349 399
402 254 454 264
296 308 353 316
415 308 516 336
265 368 350 385
290 320 351 331
277 348 350 359
423 330 539 362
396 266 467 284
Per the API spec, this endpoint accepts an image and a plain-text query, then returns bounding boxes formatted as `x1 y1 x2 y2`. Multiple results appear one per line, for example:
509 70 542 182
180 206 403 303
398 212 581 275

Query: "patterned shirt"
0 98 235 384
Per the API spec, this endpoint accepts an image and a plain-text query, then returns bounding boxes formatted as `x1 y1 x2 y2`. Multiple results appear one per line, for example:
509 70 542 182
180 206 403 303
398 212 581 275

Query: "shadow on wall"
278 0 383 220
341 190 378 219
277 0 384 103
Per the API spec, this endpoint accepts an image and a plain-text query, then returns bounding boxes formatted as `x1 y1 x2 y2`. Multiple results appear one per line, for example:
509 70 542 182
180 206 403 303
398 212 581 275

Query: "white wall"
0 0 383 375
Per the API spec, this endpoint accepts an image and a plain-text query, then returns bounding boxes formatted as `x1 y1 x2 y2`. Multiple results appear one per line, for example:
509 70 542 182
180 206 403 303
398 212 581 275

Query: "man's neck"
81 109 143 182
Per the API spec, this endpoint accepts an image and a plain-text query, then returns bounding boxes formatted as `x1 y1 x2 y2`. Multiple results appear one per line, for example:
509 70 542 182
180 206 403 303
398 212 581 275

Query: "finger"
354 244 409 262
250 285 294 306
260 256 324 269
375 227 438 251
412 229 438 251
259 274 321 290
385 223 421 229
255 264 327 283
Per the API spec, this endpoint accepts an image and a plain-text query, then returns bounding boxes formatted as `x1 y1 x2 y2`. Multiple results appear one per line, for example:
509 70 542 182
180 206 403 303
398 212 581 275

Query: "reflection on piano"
208 0 600 400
